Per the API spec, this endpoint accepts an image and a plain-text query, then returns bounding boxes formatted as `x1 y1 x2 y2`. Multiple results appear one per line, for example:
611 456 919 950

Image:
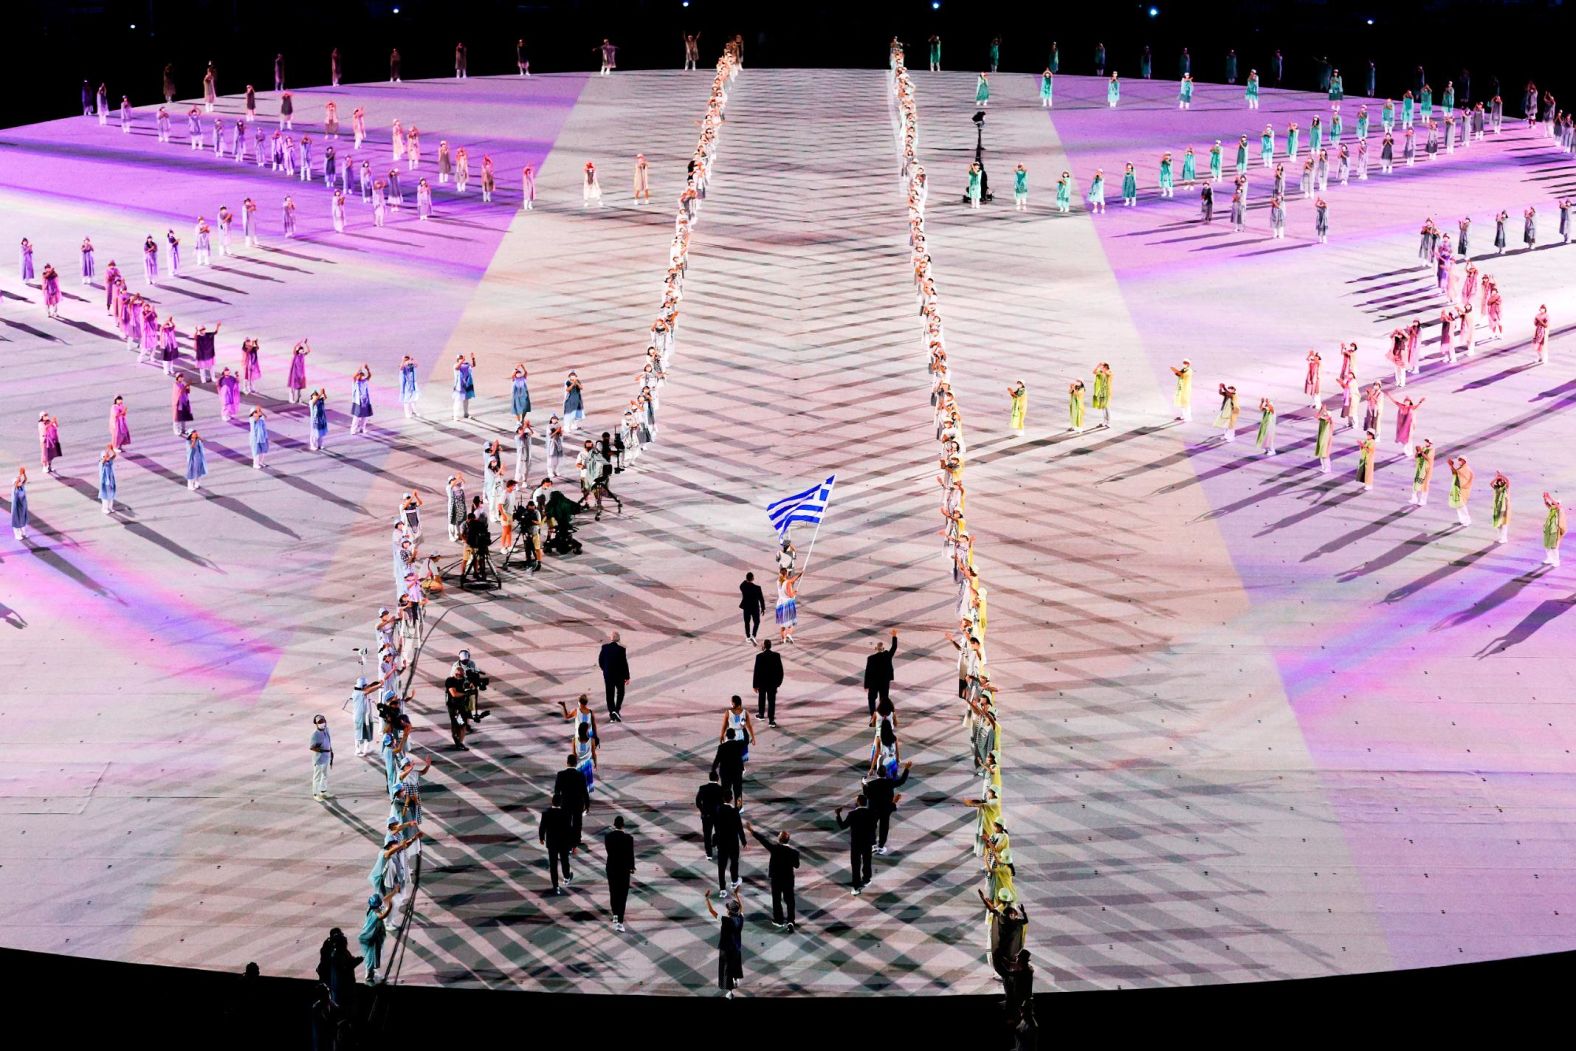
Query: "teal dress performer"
1039 71 1053 107
967 165 982 207
930 37 941 70
1442 84 1454 112
1178 76 1193 106
1107 75 1120 107
1245 72 1259 106
1049 42 1058 74
988 39 999 73
1014 166 1028 206
1311 118 1323 153
1382 99 1395 131
1055 173 1071 211
1158 155 1174 196
358 895 390 984
1331 111 1343 146
98 450 117 510
1287 123 1300 161
1260 127 1274 165
1087 171 1105 210
1329 72 1343 101
1121 166 1137 205
975 73 990 106
1209 144 1222 181
1356 109 1369 141
1420 86 1432 121
1235 139 1248 176
1181 149 1197 183
1402 94 1414 128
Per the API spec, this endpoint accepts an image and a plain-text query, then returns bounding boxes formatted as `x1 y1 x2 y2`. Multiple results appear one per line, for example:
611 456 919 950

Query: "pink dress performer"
41 264 61 319
241 337 262 395
1303 350 1322 406
1533 304 1550 364
522 166 536 210
38 413 63 473
417 178 433 219
81 239 97 286
109 396 132 449
287 340 310 402
352 107 366 149
139 302 159 363
1388 394 1425 451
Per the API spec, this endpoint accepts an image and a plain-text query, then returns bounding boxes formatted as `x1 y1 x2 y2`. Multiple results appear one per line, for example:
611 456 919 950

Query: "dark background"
6 0 1574 129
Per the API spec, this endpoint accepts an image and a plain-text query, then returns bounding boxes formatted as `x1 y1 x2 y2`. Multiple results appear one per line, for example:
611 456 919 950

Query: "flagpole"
794 477 835 578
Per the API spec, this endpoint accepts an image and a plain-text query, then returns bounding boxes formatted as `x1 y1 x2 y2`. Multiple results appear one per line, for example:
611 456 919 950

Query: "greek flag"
766 475 836 537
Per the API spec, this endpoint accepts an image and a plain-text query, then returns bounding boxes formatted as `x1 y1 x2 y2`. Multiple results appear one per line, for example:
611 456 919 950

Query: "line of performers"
894 46 1030 1012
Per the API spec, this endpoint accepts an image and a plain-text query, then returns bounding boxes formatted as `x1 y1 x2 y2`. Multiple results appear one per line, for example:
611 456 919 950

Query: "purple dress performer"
218 368 241 420
81 238 95 284
20 238 35 282
241 338 261 395
41 265 62 318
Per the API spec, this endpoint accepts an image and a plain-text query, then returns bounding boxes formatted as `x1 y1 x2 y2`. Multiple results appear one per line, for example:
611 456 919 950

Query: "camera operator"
544 487 582 556
444 661 474 748
457 649 491 722
461 499 495 583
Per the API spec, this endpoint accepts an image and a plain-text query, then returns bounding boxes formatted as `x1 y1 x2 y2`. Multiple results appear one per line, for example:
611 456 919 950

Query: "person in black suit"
863 628 899 716
836 794 877 895
711 727 747 805
745 819 800 930
553 753 591 849
597 631 630 721
712 796 746 890
752 639 784 726
739 572 766 643
604 816 635 932
695 770 725 859
862 759 911 854
538 795 574 893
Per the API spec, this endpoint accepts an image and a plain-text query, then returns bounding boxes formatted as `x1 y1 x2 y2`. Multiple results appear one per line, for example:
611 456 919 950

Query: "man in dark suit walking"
604 816 635 932
746 819 800 930
695 770 725 859
711 727 747 806
538 795 574 894
836 793 877 895
713 796 746 890
553 753 591 849
739 572 766 643
862 760 911 855
863 628 899 716
752 639 784 727
597 631 630 721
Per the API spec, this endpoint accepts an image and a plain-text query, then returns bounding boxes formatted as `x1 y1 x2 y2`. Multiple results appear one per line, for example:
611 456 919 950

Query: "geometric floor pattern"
0 65 1573 994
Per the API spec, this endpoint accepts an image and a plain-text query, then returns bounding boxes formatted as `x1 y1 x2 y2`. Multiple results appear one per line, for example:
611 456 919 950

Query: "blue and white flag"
766 475 836 537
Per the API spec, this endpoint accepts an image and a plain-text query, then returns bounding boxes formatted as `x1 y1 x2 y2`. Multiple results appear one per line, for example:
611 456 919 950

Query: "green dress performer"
1055 174 1071 211
1107 75 1120 107
1008 382 1027 433
1173 361 1193 420
1314 409 1334 471
1255 401 1277 454
1261 127 1274 165
1181 148 1197 183
1092 365 1112 426
1491 474 1511 544
1329 71 1343 101
1543 494 1566 566
967 165 982 206
1245 72 1259 105
1040 70 1053 107
976 73 990 105
1235 138 1249 176
1068 380 1086 431
1357 434 1376 489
